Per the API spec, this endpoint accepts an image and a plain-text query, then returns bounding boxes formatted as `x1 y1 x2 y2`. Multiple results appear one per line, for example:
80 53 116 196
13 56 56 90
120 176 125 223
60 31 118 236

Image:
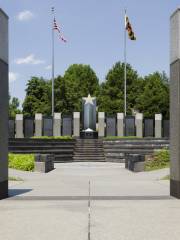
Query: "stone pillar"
117 113 124 137
73 112 80 137
0 9 8 199
15 114 24 138
155 114 162 138
53 113 61 137
136 113 143 138
170 9 180 198
98 112 105 137
35 113 42 137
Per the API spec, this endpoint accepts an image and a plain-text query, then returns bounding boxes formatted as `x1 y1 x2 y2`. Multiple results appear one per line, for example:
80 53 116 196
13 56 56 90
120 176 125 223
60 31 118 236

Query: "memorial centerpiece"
80 94 98 139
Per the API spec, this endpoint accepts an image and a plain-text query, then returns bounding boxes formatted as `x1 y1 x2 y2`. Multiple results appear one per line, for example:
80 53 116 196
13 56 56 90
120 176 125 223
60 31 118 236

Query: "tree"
53 75 69 114
135 72 169 118
23 77 51 116
9 96 21 117
98 62 142 114
62 64 99 112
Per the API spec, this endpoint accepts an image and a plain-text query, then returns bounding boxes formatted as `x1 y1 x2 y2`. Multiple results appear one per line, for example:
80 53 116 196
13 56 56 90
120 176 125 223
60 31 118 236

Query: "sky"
0 0 179 105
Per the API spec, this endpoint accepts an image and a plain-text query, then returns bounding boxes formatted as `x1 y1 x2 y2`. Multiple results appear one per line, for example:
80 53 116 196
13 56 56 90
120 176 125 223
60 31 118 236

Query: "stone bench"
35 154 54 173
125 154 145 172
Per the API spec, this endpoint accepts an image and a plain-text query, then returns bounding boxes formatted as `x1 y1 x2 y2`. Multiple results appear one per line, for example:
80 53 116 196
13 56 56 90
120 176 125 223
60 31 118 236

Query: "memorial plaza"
1 2 180 240
2 162 179 240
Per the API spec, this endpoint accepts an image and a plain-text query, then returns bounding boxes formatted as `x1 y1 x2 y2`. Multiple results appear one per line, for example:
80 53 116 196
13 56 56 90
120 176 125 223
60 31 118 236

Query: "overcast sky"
0 0 179 104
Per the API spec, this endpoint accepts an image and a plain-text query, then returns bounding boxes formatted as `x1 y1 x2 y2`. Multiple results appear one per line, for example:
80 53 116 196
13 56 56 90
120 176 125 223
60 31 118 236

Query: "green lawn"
9 154 35 171
145 148 170 171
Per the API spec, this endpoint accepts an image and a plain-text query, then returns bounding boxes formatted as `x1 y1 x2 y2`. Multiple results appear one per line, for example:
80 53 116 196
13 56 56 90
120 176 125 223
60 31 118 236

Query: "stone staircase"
73 139 105 162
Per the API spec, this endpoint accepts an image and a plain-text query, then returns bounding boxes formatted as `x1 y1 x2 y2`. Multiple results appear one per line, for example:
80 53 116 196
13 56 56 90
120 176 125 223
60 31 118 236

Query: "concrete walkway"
1 163 180 240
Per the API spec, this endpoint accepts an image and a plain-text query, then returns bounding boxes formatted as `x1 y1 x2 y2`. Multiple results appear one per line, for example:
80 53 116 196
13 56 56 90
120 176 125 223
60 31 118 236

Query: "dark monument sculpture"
0 9 8 199
80 94 98 139
170 8 180 198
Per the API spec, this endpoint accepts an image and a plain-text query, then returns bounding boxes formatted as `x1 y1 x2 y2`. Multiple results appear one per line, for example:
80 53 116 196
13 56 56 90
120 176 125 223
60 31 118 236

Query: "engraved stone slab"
163 120 170 138
125 117 135 136
62 116 72 136
8 119 15 138
24 118 34 138
144 119 154 137
43 117 53 136
0 9 8 63
106 117 116 136
170 9 180 64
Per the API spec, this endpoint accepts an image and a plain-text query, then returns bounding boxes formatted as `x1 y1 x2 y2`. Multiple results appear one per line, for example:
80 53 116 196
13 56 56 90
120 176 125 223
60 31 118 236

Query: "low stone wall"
9 139 75 163
9 113 169 138
103 138 169 163
35 154 54 173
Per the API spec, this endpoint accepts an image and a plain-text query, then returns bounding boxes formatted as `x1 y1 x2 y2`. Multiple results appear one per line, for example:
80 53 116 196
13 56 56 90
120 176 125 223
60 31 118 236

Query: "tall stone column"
73 112 80 137
15 114 24 138
155 114 162 138
35 113 43 137
117 113 124 137
53 113 61 137
0 9 8 199
136 113 143 138
170 9 180 198
98 112 105 137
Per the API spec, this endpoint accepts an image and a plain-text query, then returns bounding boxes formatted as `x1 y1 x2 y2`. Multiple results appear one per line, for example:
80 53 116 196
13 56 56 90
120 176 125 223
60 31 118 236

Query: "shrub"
9 154 35 171
145 148 170 171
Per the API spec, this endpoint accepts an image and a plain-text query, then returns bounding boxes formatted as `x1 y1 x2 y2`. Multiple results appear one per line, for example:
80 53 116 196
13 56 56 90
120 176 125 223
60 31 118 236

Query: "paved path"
1 163 180 240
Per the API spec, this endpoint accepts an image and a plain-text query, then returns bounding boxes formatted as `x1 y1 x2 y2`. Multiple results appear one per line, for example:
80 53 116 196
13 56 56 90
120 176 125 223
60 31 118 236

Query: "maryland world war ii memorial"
1 2 180 240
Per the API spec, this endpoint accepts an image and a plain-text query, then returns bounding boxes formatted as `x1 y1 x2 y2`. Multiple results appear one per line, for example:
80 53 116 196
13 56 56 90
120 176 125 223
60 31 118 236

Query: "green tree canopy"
62 64 99 112
98 62 143 114
135 72 169 118
9 96 21 117
23 77 51 116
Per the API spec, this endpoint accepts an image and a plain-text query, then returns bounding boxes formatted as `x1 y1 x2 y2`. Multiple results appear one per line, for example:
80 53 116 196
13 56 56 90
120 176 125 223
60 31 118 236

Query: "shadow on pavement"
8 189 32 198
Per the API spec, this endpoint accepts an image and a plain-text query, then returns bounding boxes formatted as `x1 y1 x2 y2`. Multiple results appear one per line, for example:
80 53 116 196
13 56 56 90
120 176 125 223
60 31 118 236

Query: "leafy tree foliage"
98 62 143 114
21 63 169 118
135 72 169 118
23 77 51 116
9 96 21 117
62 64 99 112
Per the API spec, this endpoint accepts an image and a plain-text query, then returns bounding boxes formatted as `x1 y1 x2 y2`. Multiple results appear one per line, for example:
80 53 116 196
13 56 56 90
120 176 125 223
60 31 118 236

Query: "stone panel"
0 8 8 199
163 120 170 138
144 119 154 137
62 116 72 136
8 119 15 138
125 116 135 136
24 117 34 138
106 116 116 136
43 117 53 136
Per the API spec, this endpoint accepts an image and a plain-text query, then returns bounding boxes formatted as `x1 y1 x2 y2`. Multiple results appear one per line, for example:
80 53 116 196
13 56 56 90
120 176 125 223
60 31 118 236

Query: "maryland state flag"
125 15 136 40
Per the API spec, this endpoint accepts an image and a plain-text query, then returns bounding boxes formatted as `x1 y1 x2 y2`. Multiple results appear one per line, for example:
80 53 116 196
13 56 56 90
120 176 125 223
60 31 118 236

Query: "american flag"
53 16 67 43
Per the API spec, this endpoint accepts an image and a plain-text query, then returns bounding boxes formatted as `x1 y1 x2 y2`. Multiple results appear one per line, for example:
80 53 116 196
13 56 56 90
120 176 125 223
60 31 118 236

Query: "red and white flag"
53 15 67 43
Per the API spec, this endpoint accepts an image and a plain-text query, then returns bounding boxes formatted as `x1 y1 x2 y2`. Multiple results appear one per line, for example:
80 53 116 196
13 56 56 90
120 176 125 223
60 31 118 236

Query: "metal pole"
124 9 127 116
52 8 55 117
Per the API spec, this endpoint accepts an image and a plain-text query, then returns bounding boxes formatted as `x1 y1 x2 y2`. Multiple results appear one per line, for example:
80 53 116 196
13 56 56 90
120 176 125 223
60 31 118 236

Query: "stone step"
73 156 105 161
103 141 169 145
104 145 169 150
9 146 75 150
105 149 154 154
10 149 74 154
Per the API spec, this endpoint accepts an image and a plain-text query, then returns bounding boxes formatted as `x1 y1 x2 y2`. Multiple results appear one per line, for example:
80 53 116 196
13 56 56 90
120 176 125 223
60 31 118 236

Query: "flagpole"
52 7 55 117
124 9 127 116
